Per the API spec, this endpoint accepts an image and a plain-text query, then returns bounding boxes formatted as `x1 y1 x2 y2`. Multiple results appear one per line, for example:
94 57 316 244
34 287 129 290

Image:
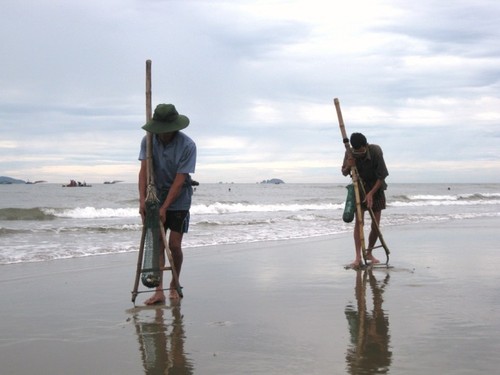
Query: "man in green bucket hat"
138 103 197 303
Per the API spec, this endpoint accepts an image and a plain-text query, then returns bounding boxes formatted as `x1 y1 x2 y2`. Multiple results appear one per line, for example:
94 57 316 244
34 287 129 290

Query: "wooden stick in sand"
131 60 153 303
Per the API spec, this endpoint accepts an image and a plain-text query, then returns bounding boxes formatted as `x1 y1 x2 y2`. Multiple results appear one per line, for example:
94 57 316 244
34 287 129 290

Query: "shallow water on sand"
1 219 499 374
377 222 500 375
120 220 500 374
196 222 499 375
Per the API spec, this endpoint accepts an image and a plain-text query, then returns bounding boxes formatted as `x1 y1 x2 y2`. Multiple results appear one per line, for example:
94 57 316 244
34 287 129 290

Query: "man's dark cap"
350 133 367 149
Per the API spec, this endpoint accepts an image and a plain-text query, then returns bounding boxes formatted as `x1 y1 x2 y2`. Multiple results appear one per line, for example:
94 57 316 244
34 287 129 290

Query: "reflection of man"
133 302 194 374
345 269 392 374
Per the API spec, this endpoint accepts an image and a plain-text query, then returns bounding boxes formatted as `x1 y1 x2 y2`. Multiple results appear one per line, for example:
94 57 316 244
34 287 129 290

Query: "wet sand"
1 217 499 374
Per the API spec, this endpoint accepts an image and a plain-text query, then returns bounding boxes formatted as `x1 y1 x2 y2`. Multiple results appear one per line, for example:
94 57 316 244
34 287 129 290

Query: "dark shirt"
343 144 389 193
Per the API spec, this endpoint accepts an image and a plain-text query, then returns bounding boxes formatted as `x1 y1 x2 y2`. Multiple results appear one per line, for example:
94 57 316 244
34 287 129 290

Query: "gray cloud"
1 0 499 183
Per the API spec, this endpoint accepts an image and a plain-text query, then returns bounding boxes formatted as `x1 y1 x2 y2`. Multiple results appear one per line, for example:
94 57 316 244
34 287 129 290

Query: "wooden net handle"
334 98 368 264
145 60 156 193
334 98 351 155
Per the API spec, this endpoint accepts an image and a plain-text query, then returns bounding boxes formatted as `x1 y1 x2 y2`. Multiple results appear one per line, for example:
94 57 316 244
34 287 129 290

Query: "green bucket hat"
142 104 190 133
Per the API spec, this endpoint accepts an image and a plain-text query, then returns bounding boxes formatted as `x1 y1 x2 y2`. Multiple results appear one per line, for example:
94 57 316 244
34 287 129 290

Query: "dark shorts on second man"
361 191 386 212
164 210 190 233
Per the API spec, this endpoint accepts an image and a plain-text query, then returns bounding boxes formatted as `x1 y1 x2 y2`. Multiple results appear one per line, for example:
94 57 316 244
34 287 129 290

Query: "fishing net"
343 184 355 223
141 187 162 288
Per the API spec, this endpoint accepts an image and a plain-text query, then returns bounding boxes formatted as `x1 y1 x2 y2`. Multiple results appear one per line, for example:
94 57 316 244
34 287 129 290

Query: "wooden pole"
131 60 154 304
146 60 152 121
334 98 368 265
145 60 155 194
131 226 147 303
142 60 183 298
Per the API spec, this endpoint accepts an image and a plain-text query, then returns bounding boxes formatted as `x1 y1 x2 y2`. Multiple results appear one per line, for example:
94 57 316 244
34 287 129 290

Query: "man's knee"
168 236 183 254
169 243 182 254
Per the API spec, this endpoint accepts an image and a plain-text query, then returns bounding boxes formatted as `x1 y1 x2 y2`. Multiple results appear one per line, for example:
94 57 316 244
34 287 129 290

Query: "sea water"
0 183 499 264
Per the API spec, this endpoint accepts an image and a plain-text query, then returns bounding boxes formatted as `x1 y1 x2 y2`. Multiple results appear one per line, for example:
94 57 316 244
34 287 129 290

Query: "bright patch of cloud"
0 141 18 149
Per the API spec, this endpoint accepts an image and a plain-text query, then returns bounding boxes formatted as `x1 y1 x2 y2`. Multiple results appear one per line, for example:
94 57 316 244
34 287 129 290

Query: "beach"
1 217 499 374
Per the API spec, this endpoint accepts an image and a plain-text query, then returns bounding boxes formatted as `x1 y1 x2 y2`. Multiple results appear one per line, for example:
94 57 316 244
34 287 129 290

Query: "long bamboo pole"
131 60 154 304
146 60 182 298
131 226 146 303
334 98 368 265
145 60 154 194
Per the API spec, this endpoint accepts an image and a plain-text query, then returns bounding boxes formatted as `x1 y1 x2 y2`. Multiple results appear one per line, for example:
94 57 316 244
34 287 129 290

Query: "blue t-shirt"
139 132 197 210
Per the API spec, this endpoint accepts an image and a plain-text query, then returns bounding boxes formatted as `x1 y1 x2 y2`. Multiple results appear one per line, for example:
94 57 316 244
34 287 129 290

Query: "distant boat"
62 180 92 187
103 180 123 184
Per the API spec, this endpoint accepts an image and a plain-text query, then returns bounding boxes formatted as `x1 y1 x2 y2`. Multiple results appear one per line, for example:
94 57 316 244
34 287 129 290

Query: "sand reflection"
345 269 392 374
132 301 193 374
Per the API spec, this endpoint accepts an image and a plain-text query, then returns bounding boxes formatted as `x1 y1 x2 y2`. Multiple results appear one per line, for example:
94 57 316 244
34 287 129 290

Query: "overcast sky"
1 0 499 184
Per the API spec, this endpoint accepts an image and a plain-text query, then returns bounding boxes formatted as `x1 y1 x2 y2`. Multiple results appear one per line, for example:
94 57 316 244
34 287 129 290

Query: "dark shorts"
361 190 386 212
164 210 190 233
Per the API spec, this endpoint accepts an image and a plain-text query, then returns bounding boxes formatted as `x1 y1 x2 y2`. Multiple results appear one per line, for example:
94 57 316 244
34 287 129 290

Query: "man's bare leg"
366 210 381 264
144 243 166 305
167 230 184 299
351 212 364 268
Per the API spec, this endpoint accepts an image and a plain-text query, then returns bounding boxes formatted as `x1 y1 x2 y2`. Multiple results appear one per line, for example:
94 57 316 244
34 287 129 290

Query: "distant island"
0 176 26 184
1 176 48 184
260 178 285 184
